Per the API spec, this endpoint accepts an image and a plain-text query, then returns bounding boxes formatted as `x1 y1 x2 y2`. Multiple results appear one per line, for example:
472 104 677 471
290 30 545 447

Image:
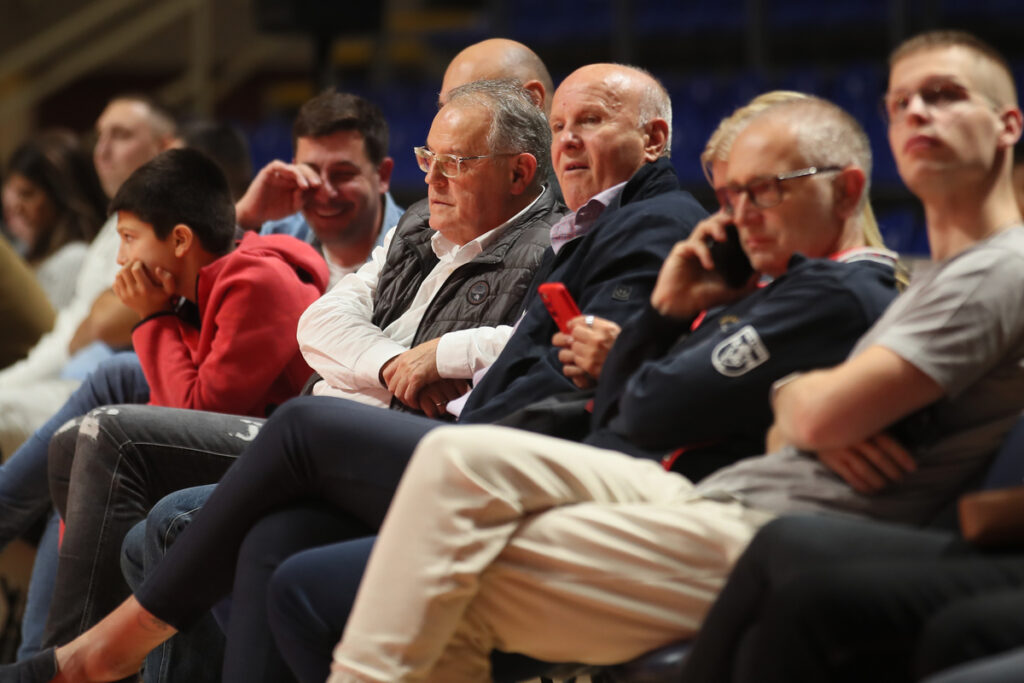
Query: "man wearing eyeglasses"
296 78 561 417
567 95 899 479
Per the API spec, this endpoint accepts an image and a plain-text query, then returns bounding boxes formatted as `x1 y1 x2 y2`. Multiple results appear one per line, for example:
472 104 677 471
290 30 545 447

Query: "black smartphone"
704 223 754 288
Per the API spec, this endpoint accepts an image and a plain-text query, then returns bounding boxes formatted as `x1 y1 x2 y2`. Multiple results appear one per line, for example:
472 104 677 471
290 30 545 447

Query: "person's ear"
170 224 195 258
642 118 670 162
996 106 1023 150
376 157 395 193
521 80 546 111
509 153 539 194
158 134 178 152
832 166 866 221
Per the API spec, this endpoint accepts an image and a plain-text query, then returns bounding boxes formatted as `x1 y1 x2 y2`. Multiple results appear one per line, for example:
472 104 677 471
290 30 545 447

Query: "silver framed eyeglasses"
715 165 843 216
414 146 505 178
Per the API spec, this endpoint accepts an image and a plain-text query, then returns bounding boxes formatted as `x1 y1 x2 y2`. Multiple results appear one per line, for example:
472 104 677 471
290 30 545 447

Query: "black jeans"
681 515 1024 683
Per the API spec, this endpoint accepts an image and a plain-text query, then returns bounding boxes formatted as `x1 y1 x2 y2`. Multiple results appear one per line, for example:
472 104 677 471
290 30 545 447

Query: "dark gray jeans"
44 404 260 657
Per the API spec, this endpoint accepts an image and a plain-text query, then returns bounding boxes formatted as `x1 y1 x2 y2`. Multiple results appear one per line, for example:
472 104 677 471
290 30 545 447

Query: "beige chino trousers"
330 425 775 683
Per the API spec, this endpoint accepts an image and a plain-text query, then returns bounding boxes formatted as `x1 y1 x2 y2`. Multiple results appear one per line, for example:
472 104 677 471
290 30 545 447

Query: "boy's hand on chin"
113 260 177 319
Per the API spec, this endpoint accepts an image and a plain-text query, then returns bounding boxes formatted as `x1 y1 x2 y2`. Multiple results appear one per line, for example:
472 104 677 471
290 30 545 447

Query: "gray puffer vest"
372 189 565 411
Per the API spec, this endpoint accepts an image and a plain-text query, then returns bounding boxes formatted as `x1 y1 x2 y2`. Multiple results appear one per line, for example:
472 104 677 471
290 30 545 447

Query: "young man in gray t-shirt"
699 225 1024 525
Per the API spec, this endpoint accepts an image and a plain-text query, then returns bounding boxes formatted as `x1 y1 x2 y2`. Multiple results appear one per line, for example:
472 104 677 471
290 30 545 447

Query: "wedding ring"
585 315 595 328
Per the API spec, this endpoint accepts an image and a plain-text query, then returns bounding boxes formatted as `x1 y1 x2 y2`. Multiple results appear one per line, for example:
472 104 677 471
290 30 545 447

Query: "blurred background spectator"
1 131 107 309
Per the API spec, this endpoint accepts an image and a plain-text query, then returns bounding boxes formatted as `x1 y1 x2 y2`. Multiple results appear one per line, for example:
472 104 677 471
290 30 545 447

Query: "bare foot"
51 597 176 682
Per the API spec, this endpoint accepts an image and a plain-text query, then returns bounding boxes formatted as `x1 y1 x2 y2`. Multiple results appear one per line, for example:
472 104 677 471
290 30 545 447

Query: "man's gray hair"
756 97 873 209
445 79 552 184
626 65 673 158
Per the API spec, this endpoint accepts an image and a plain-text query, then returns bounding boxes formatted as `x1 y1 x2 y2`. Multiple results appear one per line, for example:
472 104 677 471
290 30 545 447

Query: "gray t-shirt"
697 226 1024 525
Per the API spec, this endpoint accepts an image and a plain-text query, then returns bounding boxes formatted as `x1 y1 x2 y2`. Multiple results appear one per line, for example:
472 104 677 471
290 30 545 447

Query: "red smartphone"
538 282 581 334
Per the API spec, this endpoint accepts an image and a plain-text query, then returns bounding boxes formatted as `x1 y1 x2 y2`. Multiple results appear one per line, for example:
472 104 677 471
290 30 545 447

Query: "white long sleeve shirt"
296 220 522 408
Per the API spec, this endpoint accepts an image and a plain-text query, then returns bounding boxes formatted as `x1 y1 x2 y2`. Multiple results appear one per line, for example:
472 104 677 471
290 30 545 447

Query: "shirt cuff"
435 330 476 378
353 340 409 387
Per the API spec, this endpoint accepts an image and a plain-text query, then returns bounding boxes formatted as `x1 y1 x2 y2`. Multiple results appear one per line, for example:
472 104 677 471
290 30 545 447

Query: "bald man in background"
440 38 554 113
439 38 562 201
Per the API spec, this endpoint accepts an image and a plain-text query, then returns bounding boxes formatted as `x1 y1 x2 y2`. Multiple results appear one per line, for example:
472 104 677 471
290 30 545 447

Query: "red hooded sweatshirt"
132 232 329 417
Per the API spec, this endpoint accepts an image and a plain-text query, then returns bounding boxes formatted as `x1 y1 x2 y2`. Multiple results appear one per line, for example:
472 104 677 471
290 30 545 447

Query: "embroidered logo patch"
467 280 490 304
611 285 632 301
711 325 770 377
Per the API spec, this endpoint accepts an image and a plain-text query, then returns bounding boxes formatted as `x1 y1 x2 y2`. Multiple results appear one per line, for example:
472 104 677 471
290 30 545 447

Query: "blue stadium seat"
599 641 692 682
667 76 726 184
374 84 436 191
767 0 888 28
508 0 612 42
938 0 1024 20
773 66 826 97
245 117 294 173
634 0 745 36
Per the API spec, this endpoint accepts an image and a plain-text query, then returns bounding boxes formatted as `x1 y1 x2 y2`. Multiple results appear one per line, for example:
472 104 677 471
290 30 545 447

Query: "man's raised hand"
650 212 756 319
235 161 323 229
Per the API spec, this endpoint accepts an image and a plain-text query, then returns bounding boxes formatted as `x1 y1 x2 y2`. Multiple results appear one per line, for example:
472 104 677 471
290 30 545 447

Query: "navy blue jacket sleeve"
590 303 693 425
604 264 892 454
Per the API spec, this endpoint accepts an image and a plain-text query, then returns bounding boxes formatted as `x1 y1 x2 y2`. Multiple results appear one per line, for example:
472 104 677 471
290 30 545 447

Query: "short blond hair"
707 92 891 254
701 91 810 184
890 30 1017 106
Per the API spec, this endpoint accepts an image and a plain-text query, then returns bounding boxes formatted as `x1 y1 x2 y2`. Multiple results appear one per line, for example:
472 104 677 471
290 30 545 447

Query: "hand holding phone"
652 218 754 319
538 282 581 333
704 223 754 288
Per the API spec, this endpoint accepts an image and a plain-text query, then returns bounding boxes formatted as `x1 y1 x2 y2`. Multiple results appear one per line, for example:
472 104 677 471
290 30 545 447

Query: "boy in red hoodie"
0 148 327 659
112 148 328 415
